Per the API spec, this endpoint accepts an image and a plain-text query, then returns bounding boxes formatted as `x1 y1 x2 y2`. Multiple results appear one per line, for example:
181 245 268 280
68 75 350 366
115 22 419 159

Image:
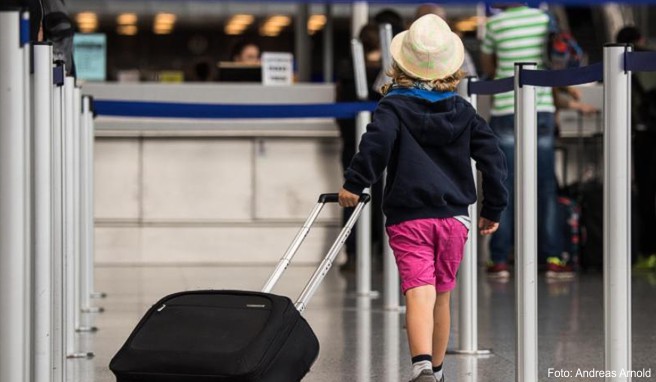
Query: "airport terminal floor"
72 264 656 382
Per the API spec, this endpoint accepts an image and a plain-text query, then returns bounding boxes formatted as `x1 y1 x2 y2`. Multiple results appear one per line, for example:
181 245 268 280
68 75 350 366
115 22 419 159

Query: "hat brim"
390 30 465 81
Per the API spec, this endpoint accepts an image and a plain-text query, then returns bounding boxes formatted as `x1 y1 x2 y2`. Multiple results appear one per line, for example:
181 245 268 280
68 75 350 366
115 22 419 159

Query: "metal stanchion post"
356 297 372 381
603 44 632 382
63 77 93 359
21 11 33 381
33 42 54 382
378 23 401 311
51 63 66 382
0 9 28 382
81 96 104 313
448 78 490 355
355 111 374 297
322 4 333 84
351 38 376 297
75 87 98 332
384 306 401 382
351 1 368 39
514 63 538 382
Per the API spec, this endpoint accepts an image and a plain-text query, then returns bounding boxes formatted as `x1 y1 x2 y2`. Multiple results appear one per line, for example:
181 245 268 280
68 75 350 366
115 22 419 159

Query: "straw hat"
390 14 464 81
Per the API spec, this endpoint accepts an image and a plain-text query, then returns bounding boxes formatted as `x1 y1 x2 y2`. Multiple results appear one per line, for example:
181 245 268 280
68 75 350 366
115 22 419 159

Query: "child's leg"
431 290 451 367
432 217 468 379
386 220 439 380
405 285 436 356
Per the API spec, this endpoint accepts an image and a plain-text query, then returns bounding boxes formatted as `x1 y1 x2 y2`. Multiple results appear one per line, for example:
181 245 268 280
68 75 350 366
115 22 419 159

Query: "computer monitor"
216 62 262 83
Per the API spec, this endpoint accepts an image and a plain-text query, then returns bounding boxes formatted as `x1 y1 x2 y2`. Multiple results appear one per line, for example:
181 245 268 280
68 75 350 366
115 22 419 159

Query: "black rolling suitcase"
110 193 370 382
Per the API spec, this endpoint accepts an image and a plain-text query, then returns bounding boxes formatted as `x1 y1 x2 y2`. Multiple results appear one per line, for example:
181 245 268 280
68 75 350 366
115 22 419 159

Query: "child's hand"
478 218 499 235
338 188 360 207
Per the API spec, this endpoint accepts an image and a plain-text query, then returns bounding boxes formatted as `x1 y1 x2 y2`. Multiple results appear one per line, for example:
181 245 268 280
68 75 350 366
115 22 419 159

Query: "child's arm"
342 102 400 196
469 113 509 223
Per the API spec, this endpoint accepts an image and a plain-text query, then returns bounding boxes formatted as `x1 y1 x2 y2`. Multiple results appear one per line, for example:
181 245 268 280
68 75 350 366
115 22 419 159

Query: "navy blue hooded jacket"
343 90 508 226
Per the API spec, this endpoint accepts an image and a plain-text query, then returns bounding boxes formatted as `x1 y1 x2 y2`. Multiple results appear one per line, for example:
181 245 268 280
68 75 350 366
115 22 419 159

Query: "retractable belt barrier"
520 62 603 87
624 51 656 72
94 100 378 119
455 49 656 382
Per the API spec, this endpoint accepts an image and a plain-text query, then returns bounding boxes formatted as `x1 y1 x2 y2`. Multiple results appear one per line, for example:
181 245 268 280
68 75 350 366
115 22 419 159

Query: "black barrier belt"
520 62 603 87
93 100 379 119
625 51 656 72
468 76 514 96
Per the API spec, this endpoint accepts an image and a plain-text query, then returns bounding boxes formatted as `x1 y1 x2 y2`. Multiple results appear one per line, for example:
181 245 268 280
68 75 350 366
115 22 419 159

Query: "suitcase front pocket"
131 304 272 354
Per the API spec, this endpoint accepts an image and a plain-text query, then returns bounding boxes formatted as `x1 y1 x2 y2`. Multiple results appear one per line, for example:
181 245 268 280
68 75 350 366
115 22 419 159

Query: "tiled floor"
68 265 656 382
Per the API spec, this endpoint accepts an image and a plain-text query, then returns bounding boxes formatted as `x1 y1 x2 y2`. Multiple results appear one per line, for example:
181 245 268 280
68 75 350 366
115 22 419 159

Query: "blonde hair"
381 62 464 95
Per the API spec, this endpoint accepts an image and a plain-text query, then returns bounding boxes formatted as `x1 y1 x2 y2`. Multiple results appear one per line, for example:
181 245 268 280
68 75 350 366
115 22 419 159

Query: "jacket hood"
382 91 475 147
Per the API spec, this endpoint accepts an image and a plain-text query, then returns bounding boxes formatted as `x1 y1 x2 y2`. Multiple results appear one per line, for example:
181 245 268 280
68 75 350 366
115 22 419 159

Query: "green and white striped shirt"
481 6 556 116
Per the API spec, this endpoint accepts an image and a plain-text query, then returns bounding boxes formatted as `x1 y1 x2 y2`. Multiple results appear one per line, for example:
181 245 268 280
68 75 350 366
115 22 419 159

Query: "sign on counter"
73 34 107 81
261 52 293 86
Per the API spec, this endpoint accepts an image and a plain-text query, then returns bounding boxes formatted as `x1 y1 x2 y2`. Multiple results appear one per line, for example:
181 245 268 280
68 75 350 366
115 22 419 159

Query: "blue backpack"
546 14 584 70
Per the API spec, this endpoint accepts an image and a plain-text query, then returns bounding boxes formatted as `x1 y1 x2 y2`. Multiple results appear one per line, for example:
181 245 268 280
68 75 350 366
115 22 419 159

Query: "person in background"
340 15 507 381
414 3 477 77
617 26 656 271
231 40 261 64
12 0 75 75
481 4 573 280
374 8 405 37
336 23 385 272
189 58 216 82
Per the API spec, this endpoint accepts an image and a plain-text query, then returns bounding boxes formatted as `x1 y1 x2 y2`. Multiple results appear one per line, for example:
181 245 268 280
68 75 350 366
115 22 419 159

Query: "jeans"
488 113 562 263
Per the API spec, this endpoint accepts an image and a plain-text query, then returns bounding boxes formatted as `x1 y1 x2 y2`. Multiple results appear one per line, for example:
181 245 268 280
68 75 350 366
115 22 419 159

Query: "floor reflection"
66 265 656 382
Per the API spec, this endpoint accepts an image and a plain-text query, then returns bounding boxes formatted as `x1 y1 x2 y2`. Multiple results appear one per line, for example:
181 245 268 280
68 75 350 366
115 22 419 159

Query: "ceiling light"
76 12 96 23
225 25 246 35
259 15 290 37
117 13 137 25
117 25 138 36
309 14 326 25
153 26 173 34
456 17 478 32
259 25 283 37
229 14 254 26
155 13 176 25
76 12 98 33
308 14 326 34
266 15 291 27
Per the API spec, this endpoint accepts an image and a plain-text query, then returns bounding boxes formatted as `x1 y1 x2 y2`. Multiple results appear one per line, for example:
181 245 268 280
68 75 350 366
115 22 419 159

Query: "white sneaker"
409 369 437 382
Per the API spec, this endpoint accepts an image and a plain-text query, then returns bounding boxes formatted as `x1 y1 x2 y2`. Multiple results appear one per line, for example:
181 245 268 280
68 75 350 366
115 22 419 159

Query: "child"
338 14 508 382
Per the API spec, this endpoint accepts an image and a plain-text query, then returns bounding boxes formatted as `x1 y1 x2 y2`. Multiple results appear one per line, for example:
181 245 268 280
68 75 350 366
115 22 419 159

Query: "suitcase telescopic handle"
261 193 371 295
294 194 370 313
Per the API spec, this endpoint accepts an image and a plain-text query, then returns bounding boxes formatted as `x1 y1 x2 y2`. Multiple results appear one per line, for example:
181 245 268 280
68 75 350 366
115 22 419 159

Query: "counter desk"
84 83 344 265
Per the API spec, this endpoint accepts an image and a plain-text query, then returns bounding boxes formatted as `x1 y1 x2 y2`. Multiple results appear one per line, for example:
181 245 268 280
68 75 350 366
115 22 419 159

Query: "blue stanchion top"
625 51 656 72
93 100 378 119
53 66 64 86
20 12 29 46
520 62 603 87
468 77 514 96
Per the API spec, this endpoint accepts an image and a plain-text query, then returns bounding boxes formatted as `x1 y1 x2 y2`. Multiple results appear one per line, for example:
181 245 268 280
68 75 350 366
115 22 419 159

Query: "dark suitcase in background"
554 145 581 267
557 195 581 266
110 193 370 382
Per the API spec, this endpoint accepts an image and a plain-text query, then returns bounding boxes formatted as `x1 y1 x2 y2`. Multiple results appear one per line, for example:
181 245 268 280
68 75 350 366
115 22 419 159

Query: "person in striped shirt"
480 4 574 279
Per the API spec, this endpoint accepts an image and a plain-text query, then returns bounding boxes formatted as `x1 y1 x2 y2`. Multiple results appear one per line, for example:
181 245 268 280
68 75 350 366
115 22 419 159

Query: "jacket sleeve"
469 113 508 222
343 102 399 194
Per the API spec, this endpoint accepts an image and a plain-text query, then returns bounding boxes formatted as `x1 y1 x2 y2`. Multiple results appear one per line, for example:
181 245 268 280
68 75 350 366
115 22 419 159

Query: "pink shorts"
386 218 469 294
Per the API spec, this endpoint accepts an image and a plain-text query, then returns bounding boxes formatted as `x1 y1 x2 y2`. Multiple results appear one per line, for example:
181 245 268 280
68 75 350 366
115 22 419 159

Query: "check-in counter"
84 83 343 265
